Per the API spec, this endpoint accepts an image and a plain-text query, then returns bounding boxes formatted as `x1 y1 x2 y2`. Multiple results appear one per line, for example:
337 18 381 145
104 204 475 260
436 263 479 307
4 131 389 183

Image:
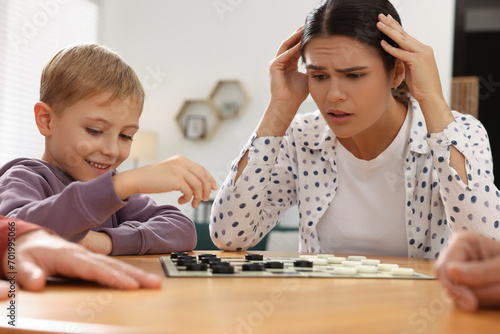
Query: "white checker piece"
391 267 415 276
342 260 362 267
327 257 346 264
317 254 336 259
334 267 357 275
361 259 381 266
356 265 378 273
378 263 399 271
311 258 328 266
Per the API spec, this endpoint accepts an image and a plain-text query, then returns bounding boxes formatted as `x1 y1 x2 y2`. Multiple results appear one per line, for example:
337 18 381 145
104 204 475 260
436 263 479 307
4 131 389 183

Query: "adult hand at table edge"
0 281 10 300
435 230 500 312
1 229 162 297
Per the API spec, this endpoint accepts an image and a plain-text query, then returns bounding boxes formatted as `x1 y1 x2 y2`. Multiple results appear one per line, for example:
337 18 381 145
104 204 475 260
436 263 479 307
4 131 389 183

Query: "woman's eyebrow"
305 64 368 73
306 64 327 70
335 66 368 73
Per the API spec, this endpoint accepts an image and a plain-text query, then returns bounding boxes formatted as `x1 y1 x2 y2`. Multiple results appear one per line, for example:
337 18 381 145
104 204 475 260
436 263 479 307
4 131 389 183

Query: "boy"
0 43 217 255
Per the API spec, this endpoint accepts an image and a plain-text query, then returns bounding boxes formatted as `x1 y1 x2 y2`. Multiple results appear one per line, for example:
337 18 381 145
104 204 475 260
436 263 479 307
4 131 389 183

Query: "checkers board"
160 253 435 279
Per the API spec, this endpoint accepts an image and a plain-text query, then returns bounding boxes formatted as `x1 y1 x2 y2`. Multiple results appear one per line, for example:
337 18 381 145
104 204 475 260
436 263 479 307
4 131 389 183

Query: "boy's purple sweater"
0 158 197 255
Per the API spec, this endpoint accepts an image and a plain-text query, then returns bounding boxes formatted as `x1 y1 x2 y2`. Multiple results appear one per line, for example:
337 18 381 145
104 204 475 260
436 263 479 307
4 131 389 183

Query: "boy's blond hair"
40 43 145 114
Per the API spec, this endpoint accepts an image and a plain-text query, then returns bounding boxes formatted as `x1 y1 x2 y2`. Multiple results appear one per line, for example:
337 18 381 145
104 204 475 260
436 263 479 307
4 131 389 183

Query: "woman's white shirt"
317 110 410 256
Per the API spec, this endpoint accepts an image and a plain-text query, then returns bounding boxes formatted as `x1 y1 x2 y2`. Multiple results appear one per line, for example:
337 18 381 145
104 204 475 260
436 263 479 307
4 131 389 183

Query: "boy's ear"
34 102 54 136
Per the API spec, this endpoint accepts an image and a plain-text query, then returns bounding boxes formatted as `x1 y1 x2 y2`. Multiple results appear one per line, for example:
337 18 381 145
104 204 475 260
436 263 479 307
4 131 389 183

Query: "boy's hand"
114 155 218 208
77 230 113 255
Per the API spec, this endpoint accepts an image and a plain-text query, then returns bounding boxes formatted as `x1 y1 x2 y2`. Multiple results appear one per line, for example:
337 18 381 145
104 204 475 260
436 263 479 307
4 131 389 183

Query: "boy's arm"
97 194 197 255
0 168 127 241
76 230 113 255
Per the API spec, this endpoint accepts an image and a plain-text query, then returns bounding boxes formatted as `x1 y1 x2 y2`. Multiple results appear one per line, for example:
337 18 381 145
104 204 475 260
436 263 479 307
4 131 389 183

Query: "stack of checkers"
160 253 435 279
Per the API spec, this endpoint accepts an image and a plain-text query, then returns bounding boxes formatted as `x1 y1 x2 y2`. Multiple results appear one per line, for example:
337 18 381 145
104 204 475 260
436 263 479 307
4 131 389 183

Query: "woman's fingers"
377 13 422 53
379 39 411 62
273 41 302 71
378 14 406 34
275 26 304 58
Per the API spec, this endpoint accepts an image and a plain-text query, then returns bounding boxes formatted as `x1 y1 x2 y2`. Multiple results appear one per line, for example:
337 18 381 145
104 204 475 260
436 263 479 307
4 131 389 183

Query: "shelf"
175 99 221 140
175 80 250 141
209 80 250 119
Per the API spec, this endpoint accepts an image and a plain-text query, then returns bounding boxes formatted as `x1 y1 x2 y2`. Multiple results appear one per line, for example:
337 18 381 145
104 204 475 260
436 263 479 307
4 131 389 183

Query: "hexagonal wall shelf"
209 80 250 119
175 100 221 140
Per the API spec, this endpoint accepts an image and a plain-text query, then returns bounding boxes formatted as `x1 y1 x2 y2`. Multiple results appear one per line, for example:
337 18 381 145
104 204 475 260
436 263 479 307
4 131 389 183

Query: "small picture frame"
184 115 207 140
219 101 239 117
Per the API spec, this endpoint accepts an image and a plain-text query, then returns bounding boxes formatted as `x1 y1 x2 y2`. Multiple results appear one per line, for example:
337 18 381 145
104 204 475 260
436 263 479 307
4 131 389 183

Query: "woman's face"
304 35 398 140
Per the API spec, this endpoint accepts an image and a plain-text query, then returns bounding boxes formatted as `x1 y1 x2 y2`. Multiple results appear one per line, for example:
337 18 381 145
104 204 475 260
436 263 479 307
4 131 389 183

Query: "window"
0 0 98 164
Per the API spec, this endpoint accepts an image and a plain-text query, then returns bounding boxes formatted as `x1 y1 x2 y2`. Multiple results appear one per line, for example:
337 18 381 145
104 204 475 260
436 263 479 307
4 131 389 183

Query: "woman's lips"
327 110 353 125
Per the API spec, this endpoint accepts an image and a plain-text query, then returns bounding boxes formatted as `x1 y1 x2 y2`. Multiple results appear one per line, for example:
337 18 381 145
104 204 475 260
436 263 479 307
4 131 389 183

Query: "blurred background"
1 0 498 250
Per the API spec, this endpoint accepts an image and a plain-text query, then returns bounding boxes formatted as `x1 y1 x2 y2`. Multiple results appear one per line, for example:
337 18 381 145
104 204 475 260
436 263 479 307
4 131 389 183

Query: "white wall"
98 0 456 222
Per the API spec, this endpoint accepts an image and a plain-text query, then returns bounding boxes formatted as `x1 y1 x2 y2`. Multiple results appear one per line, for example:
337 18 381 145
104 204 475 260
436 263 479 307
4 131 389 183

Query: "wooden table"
1 251 499 334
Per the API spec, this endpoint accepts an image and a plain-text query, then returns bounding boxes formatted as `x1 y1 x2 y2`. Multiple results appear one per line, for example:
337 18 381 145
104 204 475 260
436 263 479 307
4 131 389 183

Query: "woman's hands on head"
377 13 467 183
235 26 310 181
376 13 444 106
269 25 309 109
257 26 309 138
376 13 453 133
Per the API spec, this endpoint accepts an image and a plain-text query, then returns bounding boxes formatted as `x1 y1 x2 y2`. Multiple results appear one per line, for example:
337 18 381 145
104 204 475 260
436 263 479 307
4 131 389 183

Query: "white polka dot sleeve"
427 112 500 238
210 131 298 251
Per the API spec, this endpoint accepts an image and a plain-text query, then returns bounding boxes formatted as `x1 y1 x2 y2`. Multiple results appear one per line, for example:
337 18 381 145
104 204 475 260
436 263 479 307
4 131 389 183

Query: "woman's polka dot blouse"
210 99 500 258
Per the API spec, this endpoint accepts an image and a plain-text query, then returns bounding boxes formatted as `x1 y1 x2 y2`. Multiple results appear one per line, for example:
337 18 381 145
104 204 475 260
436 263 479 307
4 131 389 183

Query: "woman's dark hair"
301 0 409 101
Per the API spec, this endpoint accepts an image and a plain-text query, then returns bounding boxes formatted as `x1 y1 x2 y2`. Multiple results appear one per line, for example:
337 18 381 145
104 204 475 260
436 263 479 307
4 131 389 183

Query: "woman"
210 0 499 258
